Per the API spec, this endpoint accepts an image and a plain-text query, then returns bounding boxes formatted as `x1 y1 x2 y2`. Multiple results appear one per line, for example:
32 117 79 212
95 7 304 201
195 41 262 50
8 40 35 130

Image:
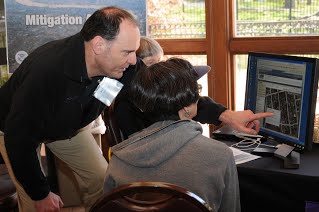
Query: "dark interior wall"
0 48 6 65
0 0 3 11
0 0 6 65
0 0 3 17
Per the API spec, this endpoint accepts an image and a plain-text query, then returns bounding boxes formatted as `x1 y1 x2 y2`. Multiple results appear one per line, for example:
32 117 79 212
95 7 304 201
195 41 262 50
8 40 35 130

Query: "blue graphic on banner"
5 0 146 72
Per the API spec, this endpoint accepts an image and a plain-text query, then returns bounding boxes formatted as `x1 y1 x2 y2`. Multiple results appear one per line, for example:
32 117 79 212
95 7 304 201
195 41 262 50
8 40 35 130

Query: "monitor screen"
245 52 319 151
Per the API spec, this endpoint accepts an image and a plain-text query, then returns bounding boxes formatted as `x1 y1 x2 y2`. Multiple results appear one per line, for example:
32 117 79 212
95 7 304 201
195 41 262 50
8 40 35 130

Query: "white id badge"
93 77 124 106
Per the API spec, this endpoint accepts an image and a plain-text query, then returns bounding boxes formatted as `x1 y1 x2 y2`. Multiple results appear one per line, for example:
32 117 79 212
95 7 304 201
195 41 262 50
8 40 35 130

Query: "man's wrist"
218 109 234 124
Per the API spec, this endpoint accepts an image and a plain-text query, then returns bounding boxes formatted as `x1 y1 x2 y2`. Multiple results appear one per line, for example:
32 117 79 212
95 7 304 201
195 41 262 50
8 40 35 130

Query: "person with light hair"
136 36 164 66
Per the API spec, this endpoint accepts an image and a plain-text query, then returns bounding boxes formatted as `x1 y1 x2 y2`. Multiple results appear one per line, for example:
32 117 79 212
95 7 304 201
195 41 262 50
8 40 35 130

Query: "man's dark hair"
130 58 200 122
80 6 140 41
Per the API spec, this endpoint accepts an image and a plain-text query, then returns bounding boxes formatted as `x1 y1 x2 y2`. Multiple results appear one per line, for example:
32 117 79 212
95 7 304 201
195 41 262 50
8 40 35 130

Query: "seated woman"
104 58 241 212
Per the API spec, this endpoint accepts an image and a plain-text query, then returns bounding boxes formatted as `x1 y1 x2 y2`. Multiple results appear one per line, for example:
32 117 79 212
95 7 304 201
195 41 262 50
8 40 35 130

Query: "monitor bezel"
245 52 319 151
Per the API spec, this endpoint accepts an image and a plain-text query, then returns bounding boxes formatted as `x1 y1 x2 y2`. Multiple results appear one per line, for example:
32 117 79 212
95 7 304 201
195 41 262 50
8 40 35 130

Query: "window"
235 0 319 37
147 0 206 39
146 0 212 136
212 0 319 112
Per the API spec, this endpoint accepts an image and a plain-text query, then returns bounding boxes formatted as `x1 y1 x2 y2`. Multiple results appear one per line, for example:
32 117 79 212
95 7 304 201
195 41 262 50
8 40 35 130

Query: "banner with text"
5 0 146 72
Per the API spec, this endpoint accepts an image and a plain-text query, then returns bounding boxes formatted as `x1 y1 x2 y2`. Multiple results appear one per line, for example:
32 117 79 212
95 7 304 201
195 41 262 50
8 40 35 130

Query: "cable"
231 134 277 152
231 137 261 151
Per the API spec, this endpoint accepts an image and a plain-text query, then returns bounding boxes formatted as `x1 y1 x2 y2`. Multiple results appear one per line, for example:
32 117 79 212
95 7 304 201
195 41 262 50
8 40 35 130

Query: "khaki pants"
0 132 38 212
0 130 107 212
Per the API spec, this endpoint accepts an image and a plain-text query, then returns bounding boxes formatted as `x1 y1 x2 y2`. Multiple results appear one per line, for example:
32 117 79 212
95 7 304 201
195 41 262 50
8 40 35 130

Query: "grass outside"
238 0 319 21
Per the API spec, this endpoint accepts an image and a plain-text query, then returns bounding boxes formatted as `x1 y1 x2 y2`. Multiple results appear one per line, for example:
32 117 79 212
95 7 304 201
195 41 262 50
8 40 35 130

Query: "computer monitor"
245 52 319 151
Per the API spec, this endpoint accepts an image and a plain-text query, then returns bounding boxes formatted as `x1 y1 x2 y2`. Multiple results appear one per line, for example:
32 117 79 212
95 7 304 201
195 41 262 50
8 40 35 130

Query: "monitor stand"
274 144 300 169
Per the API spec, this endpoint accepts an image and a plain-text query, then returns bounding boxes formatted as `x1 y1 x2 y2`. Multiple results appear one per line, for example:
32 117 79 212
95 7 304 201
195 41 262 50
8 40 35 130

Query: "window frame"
228 0 319 111
151 1 319 132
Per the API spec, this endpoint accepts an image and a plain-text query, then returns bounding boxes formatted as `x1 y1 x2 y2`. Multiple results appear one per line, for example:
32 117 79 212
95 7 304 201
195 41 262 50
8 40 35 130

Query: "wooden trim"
157 39 207 55
229 0 236 109
230 36 319 54
229 0 236 39
210 0 232 109
206 0 214 100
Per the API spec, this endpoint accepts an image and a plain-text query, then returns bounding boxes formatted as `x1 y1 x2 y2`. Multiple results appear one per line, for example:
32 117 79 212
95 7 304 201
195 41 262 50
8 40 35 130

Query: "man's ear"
91 36 106 55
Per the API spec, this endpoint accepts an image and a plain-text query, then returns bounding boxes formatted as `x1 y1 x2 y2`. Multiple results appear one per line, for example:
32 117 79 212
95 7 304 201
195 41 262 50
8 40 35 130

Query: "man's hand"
35 192 63 212
219 110 273 135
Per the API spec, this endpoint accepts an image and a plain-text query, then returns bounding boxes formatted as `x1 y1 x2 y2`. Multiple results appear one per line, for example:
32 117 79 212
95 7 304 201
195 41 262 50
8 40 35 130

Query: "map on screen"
245 52 319 151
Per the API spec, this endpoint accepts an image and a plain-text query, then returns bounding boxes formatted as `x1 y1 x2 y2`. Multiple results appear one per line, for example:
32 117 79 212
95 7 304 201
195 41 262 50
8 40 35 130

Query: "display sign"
5 0 146 72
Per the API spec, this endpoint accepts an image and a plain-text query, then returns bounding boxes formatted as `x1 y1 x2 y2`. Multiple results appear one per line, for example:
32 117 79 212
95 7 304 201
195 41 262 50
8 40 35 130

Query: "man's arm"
35 192 63 211
193 96 227 126
194 96 273 134
218 109 273 134
3 63 63 211
4 67 51 200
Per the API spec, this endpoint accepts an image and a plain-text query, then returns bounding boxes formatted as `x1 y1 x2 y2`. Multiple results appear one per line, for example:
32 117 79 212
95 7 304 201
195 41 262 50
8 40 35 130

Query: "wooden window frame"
154 0 319 132
156 0 231 109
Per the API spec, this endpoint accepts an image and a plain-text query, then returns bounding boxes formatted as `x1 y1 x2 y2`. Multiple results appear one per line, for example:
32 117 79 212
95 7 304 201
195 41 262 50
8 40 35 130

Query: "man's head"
130 58 200 122
81 6 141 79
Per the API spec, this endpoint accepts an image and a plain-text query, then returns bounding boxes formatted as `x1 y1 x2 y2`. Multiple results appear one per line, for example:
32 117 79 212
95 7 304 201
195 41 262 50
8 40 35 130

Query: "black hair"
80 6 140 41
130 58 200 122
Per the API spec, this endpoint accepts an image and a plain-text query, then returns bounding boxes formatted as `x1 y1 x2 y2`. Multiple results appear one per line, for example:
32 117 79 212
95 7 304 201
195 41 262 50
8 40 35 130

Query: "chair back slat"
90 182 214 212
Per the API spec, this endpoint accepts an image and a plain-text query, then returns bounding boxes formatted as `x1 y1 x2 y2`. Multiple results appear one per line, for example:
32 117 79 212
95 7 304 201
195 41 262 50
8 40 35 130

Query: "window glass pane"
235 0 319 37
235 55 248 111
146 0 206 38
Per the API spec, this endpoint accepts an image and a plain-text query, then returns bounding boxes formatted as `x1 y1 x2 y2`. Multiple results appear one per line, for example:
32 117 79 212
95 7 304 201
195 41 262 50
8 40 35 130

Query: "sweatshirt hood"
111 120 203 167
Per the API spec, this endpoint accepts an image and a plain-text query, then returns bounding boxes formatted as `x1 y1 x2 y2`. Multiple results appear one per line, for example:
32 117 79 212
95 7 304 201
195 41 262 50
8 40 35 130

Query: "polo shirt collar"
63 33 90 83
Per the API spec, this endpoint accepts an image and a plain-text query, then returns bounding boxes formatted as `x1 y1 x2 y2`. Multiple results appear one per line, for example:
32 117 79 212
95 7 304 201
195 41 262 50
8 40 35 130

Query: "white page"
229 147 261 165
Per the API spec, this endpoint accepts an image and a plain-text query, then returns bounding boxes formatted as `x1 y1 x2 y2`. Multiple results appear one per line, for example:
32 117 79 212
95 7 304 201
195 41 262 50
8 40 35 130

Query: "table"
222 140 319 212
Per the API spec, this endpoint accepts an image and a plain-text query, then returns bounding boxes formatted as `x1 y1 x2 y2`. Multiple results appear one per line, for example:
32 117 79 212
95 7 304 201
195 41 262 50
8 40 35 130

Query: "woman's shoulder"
192 134 233 156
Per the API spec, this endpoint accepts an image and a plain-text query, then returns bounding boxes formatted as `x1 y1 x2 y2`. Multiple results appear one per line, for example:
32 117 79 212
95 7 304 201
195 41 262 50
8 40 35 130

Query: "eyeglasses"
198 84 202 94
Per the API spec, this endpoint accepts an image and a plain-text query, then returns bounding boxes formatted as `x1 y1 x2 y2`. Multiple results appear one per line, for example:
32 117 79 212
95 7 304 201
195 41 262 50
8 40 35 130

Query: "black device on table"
214 52 319 169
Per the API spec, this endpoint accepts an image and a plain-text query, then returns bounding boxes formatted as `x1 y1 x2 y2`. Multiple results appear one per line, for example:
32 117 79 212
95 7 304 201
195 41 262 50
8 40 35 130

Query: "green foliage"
237 0 319 21
147 0 205 25
0 75 9 87
0 65 10 88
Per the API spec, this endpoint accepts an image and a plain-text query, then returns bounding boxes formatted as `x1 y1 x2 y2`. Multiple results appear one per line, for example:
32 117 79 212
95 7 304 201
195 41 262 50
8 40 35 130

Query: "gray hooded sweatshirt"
104 120 240 212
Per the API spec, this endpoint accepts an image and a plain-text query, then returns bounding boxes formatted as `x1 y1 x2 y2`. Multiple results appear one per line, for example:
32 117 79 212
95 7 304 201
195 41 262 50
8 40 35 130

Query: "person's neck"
84 41 97 79
178 109 192 120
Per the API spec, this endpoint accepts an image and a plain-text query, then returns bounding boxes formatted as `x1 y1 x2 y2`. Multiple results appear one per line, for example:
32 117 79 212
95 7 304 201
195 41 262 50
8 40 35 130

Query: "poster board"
5 0 146 72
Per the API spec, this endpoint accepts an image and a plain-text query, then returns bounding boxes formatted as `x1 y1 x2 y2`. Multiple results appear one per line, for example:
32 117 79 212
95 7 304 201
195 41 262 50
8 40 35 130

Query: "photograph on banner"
5 0 146 72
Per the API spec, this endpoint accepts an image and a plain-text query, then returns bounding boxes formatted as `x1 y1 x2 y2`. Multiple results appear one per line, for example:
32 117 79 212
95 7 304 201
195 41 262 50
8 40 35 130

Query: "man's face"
97 19 140 79
142 54 162 67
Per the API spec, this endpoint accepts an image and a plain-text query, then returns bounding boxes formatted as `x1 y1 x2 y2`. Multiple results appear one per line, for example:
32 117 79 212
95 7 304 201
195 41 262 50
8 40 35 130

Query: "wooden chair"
101 103 124 161
104 102 124 147
89 182 214 212
0 132 17 212
0 164 18 212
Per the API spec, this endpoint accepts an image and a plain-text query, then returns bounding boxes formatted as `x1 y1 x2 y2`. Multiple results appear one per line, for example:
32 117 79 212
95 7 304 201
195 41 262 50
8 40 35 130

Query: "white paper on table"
229 147 261 165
